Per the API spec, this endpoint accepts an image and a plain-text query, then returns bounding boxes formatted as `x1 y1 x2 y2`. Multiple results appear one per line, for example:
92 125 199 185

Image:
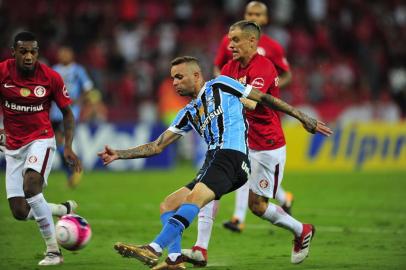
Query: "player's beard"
18 66 35 77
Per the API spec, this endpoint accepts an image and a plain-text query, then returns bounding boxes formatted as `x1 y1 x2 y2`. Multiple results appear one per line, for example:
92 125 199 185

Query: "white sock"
149 242 163 253
195 200 218 249
261 202 302 237
26 203 69 220
26 193 59 252
275 186 286 205
233 181 249 222
168 253 181 262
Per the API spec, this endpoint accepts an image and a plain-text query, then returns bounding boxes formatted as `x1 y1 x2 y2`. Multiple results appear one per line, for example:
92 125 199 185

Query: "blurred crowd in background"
0 0 405 124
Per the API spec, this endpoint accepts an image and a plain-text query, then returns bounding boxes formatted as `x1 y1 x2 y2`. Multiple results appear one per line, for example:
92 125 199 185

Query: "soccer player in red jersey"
0 32 82 265
182 21 317 266
220 1 295 230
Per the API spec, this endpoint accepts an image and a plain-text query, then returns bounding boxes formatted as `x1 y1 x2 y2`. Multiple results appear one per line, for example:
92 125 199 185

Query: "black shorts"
185 149 251 200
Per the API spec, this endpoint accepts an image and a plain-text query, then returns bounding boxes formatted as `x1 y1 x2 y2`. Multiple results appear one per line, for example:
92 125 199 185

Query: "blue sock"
153 204 200 251
160 211 181 254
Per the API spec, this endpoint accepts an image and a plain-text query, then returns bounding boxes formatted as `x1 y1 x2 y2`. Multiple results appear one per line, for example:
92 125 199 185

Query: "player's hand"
302 118 333 136
97 145 119 166
64 147 83 173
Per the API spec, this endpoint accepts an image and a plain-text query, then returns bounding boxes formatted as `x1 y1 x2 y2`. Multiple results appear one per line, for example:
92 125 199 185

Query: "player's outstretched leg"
223 182 249 233
114 242 161 267
291 224 315 264
26 200 78 220
181 200 217 267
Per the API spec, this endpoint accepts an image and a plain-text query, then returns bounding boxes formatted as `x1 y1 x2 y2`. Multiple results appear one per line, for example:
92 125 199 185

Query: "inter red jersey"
214 34 290 75
221 54 286 150
0 59 72 150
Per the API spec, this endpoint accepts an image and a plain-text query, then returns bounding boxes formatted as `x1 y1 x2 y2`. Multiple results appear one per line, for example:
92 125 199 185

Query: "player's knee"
23 170 43 198
10 207 29 220
249 199 267 217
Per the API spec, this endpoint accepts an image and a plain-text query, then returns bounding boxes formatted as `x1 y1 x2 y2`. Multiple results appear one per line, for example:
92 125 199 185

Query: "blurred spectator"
0 0 404 122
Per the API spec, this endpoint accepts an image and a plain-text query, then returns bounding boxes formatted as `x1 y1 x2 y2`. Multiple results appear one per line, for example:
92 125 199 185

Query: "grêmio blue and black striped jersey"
168 75 253 155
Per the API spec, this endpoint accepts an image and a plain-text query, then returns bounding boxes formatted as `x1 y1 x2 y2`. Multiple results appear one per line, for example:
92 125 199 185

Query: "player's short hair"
171 56 200 67
13 31 37 48
230 20 261 40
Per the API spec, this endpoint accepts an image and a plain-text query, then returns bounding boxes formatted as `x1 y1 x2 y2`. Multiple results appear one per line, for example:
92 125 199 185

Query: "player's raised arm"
98 129 182 165
247 87 333 136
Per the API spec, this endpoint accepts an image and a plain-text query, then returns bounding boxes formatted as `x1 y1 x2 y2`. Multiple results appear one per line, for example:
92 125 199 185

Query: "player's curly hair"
13 31 37 48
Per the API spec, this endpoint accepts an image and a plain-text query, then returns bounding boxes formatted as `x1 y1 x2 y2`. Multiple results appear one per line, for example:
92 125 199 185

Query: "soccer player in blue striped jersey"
50 46 93 188
98 56 332 270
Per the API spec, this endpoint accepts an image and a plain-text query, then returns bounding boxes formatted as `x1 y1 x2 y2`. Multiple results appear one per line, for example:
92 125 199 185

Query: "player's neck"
239 52 256 68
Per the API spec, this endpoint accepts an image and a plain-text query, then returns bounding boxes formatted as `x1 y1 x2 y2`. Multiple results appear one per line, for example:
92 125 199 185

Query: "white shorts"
249 146 286 198
5 138 56 199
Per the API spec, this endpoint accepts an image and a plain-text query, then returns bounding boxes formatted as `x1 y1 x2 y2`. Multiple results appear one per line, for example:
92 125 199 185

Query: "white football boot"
38 251 63 266
291 224 315 264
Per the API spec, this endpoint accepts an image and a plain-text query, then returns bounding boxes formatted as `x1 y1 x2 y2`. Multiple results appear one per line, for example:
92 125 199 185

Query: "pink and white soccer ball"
55 214 92 251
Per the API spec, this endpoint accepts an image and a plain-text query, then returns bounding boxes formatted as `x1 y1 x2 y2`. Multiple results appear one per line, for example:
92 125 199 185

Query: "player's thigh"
23 138 56 188
195 149 249 200
184 182 216 208
5 149 26 199
249 146 286 199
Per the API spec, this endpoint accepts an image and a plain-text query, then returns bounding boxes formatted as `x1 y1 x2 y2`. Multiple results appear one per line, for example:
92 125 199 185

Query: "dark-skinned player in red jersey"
0 31 82 266
182 20 320 266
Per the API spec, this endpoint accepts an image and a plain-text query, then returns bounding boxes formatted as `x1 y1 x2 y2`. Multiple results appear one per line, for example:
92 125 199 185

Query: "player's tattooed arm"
98 130 182 165
247 87 333 136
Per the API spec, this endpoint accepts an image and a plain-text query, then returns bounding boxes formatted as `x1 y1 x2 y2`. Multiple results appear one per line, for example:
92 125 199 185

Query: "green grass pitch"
1 166 405 270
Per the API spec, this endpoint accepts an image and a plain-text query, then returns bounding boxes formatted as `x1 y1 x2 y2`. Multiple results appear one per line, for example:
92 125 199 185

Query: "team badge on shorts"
34 86 46 97
259 179 269 189
28 155 38 163
20 88 31 97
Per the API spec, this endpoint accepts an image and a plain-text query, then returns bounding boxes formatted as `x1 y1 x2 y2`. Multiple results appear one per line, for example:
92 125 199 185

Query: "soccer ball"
55 214 92 251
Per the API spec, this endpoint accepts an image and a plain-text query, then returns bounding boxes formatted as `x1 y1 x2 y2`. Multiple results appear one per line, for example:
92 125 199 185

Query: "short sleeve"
168 107 193 136
52 71 72 109
212 75 252 98
77 65 94 92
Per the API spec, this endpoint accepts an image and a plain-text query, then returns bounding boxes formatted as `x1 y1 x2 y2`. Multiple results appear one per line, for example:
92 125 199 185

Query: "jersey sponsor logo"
257 47 266 56
259 179 269 189
28 155 38 163
199 107 223 132
34 86 46 97
62 85 70 98
274 77 279 87
3 83 16 88
252 77 265 89
20 88 31 97
4 100 44 112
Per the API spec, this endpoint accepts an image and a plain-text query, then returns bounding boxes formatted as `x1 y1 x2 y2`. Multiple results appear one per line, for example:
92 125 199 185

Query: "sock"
26 203 69 220
153 203 200 251
275 186 286 205
26 193 59 252
233 181 249 222
261 202 302 236
159 210 181 255
195 200 218 249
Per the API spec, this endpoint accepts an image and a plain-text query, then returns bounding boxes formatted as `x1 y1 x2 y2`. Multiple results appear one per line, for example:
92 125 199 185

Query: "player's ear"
10 47 15 57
